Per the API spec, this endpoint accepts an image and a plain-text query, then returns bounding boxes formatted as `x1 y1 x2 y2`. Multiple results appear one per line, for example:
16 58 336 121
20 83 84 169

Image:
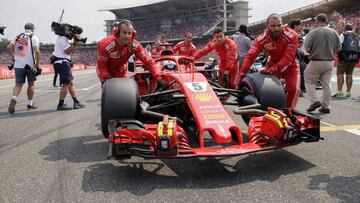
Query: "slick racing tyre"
101 78 139 138
239 73 286 123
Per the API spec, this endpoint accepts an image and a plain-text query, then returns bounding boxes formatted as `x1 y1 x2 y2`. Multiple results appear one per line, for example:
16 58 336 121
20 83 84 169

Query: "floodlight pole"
223 0 227 32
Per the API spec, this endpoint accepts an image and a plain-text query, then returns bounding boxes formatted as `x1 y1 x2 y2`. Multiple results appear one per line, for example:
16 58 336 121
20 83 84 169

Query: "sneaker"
344 92 351 97
331 91 344 97
57 104 72 111
8 99 17 113
27 103 38 110
306 101 322 112
319 107 330 113
73 102 86 109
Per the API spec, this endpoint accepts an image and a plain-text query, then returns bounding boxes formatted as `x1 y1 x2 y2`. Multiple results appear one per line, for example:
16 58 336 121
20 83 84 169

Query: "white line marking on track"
79 83 100 91
320 121 336 127
321 121 360 136
344 129 360 136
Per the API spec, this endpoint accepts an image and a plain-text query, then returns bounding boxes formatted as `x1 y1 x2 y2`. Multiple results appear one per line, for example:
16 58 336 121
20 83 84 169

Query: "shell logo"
194 93 213 102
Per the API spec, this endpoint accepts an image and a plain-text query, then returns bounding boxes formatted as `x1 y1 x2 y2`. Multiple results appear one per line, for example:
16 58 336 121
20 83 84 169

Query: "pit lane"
0 68 359 202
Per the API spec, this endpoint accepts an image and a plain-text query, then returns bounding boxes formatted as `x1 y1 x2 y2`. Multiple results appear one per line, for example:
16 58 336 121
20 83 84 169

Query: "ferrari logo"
194 93 213 102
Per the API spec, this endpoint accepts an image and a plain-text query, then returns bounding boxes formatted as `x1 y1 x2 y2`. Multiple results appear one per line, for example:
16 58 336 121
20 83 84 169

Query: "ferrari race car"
101 53 321 159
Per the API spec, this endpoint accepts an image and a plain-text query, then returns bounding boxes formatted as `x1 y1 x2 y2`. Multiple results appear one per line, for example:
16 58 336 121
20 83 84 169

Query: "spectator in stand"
355 27 360 36
233 24 251 70
304 13 341 114
332 24 360 98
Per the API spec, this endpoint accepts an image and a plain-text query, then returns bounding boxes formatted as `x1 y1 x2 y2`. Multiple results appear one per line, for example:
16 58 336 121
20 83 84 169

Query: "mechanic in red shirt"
97 20 168 87
151 34 169 56
193 27 239 88
172 32 196 57
236 13 300 108
151 39 164 56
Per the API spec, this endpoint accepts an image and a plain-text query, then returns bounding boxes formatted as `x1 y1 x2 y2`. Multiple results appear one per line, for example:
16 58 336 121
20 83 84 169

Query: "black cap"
239 24 248 34
344 24 353 31
24 23 35 30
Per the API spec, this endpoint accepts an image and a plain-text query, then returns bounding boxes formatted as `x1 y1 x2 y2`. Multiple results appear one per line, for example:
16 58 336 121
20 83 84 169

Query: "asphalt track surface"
0 68 359 203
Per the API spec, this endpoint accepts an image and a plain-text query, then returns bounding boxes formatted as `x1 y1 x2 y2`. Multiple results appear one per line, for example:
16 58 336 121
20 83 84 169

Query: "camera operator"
7 23 40 113
53 25 85 110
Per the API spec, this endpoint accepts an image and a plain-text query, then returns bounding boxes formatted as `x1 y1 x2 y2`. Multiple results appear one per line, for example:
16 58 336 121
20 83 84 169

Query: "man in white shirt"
233 24 251 69
7 23 40 113
53 30 85 110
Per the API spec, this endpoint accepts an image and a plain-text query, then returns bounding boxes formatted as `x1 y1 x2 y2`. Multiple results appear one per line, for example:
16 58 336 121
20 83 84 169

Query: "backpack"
338 32 360 63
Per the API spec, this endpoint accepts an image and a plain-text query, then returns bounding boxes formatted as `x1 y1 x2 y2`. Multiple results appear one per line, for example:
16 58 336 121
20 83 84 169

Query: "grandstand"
1 0 360 66
99 0 250 42
248 0 360 34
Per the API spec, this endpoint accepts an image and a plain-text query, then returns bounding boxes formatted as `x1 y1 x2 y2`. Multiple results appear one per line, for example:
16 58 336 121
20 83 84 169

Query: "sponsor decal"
284 31 294 39
205 119 230 125
109 51 120 58
194 92 213 102
199 105 223 114
200 110 223 114
204 114 225 120
199 105 221 109
264 43 276 50
185 82 207 92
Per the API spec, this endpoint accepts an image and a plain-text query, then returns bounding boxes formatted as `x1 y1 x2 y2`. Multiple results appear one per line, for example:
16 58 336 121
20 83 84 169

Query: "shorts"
337 61 356 75
15 68 36 84
128 62 135 72
54 61 73 84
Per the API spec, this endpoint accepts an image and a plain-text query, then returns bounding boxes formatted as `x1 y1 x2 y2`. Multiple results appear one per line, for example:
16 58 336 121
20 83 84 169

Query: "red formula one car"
101 53 321 159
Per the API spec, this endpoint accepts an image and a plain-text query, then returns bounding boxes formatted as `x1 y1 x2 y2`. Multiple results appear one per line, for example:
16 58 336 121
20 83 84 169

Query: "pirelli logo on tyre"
204 114 225 119
194 93 213 102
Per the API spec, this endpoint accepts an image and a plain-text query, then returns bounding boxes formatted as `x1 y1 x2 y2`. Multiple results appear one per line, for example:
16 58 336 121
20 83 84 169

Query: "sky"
0 0 322 44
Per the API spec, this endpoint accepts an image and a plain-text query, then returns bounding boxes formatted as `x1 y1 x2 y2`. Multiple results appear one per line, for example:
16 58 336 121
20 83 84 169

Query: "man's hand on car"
260 66 277 75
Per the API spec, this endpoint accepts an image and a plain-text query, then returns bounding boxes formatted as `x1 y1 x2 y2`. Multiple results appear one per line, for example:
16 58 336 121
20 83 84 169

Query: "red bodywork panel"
171 72 242 146
108 55 320 158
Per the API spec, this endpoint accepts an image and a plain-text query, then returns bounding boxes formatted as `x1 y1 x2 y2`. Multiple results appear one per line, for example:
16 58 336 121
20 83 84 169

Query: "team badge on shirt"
264 43 276 50
109 51 120 58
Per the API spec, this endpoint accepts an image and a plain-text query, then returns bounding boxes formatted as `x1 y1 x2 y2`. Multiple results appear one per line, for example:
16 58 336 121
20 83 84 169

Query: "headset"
113 19 137 40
